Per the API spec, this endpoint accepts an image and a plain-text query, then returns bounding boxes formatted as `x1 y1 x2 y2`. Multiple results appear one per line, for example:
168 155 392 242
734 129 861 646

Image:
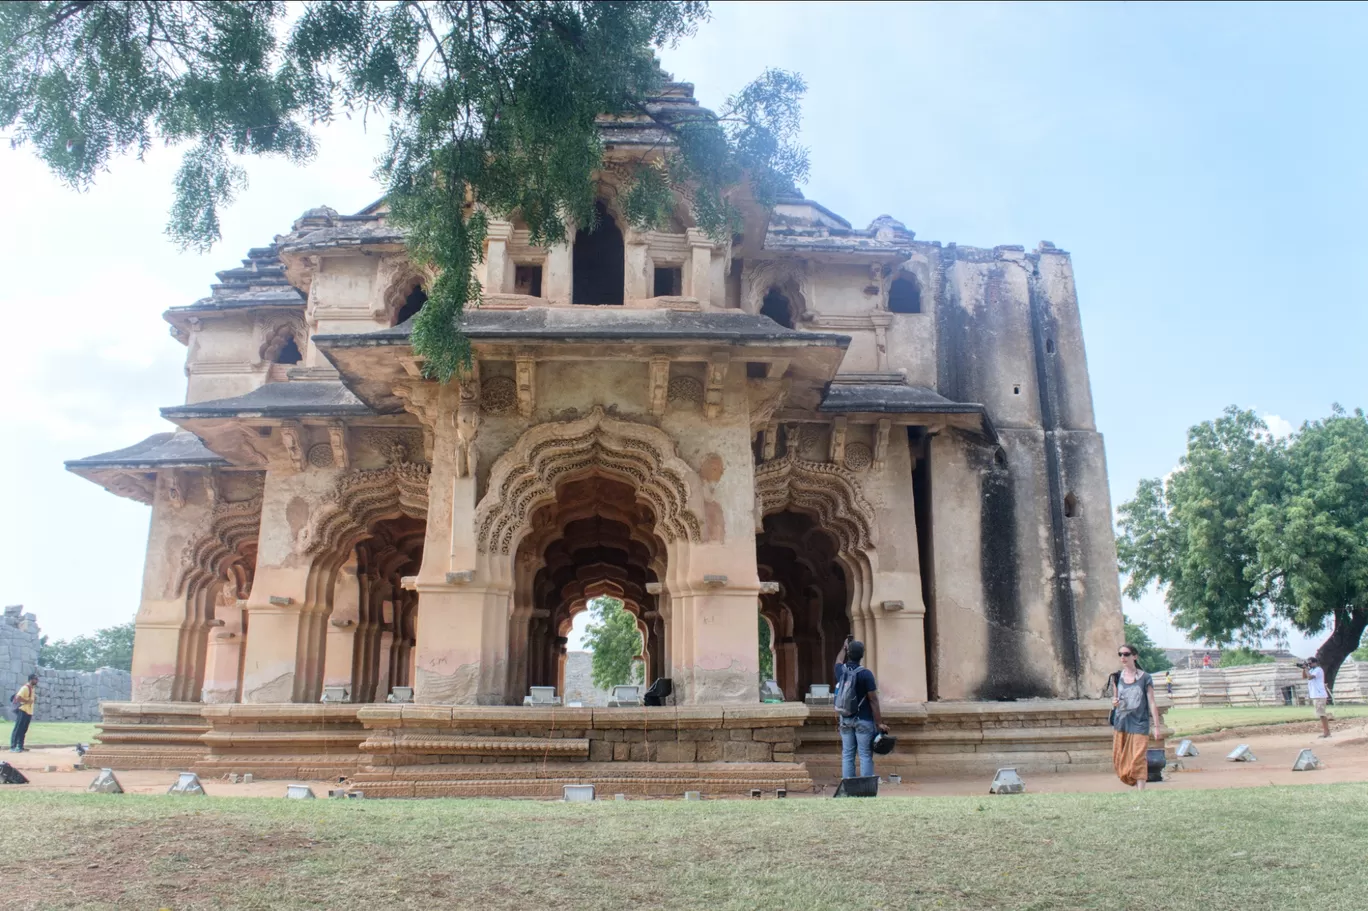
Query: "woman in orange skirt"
1109 644 1162 789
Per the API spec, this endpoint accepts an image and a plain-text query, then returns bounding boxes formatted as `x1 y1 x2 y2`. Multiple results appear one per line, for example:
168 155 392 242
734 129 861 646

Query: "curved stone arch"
377 256 435 325
476 407 704 555
302 461 431 558
176 496 264 598
256 313 308 366
754 455 875 556
741 259 815 319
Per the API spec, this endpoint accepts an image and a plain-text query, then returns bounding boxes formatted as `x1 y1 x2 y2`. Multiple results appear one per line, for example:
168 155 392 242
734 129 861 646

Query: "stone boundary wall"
1159 665 1309 707
1 605 132 723
1332 659 1368 703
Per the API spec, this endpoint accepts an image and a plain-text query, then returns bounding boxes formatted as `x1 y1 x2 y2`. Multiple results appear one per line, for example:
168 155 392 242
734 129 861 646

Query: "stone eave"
315 309 850 414
65 431 230 503
160 381 373 420
818 383 997 441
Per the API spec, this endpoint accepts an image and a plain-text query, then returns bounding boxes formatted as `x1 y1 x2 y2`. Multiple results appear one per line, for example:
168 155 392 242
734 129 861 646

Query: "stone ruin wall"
561 651 613 706
1 605 132 722
1160 662 1368 707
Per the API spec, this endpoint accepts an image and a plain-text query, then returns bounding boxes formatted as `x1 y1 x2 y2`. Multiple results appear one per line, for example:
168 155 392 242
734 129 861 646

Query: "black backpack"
834 663 864 719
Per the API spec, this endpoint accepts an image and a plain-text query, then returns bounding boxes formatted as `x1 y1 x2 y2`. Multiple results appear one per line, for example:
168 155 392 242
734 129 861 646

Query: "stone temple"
67 82 1125 795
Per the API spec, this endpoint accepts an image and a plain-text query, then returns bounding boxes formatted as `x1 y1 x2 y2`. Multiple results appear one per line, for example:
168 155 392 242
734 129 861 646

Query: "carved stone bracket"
705 359 729 419
762 422 778 462
873 418 891 472
393 381 442 461
279 421 305 472
328 422 349 471
455 365 481 479
649 357 670 417
829 417 848 465
515 354 536 418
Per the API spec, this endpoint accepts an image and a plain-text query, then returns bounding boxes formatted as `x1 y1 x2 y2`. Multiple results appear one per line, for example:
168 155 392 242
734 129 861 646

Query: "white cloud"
1263 413 1295 438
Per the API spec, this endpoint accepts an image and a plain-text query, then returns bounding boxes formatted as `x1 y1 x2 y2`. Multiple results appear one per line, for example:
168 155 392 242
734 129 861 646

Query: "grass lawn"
1 784 1364 911
1163 704 1368 737
0 720 100 747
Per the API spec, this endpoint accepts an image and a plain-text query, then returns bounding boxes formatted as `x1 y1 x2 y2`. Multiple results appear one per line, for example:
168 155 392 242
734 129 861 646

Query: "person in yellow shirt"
9 674 37 752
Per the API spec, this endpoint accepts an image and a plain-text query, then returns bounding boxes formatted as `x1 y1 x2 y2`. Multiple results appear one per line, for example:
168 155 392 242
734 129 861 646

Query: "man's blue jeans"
840 717 876 778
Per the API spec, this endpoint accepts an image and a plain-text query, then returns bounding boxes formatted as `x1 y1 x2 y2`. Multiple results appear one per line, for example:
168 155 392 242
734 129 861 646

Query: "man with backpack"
10 673 37 752
834 636 889 779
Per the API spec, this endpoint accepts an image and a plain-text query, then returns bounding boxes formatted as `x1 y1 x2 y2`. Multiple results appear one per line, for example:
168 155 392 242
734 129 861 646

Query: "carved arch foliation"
176 496 264 598
754 454 875 556
476 407 704 555
302 461 431 557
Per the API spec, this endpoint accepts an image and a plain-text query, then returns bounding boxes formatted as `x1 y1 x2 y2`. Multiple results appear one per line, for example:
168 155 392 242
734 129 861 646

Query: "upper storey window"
262 325 302 365
889 276 922 314
761 287 795 329
395 285 428 325
572 202 624 306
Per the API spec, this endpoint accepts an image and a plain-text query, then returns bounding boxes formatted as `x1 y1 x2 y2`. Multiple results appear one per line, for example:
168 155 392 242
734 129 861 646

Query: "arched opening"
756 511 849 701
572 201 625 305
394 285 428 325
889 275 922 314
510 476 664 703
761 287 794 329
261 325 303 366
350 515 424 702
1063 492 1078 518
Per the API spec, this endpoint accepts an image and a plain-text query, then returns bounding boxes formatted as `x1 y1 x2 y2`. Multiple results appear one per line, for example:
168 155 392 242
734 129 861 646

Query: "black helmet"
872 733 897 755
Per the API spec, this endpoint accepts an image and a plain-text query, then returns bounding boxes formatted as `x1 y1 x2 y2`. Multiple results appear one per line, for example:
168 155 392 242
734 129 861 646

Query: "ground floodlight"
750 788 762 799
88 769 123 794
989 768 1025 794
286 784 317 799
1226 745 1256 762
1292 749 1320 771
834 776 879 798
168 772 206 795
563 784 595 802
1176 740 1199 757
684 791 702 801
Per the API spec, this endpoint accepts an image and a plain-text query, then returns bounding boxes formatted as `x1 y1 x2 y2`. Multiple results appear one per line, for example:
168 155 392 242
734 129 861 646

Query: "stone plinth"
800 700 1127 778
349 703 812 797
83 702 211 771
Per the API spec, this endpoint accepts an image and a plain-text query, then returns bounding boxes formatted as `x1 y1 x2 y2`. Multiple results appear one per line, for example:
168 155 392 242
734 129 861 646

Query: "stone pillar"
484 221 513 294
321 560 360 692
239 464 340 703
685 229 713 304
544 240 573 304
411 379 511 704
201 589 246 703
624 229 651 302
130 472 219 702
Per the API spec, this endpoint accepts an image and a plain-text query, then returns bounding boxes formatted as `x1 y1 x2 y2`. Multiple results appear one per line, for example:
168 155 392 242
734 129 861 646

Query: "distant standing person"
833 636 889 779
1110 645 1162 790
10 673 37 753
1302 657 1331 738
1164 670 1173 696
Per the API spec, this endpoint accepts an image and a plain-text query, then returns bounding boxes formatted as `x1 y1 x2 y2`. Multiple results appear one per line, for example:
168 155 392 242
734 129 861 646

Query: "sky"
1 2 1363 657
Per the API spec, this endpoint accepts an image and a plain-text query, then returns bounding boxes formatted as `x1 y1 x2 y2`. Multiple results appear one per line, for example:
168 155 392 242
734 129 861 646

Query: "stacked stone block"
0 605 131 723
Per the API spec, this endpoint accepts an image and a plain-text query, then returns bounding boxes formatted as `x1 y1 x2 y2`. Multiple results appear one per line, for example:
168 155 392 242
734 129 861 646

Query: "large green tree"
1118 406 1368 688
39 621 135 671
0 1 807 382
582 597 642 691
1121 618 1172 672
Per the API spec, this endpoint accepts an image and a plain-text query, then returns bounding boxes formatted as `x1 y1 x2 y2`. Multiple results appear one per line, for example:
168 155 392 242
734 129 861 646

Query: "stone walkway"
5 716 1365 799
